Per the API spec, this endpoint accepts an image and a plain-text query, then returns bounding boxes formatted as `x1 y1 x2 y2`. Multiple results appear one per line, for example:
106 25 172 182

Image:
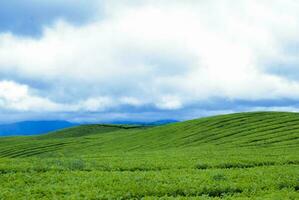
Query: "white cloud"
0 0 299 117
78 97 114 112
0 81 63 111
0 81 136 113
120 97 143 107
156 95 182 110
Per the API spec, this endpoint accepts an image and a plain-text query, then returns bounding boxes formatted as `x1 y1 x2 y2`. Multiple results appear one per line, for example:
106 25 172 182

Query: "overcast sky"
0 0 299 123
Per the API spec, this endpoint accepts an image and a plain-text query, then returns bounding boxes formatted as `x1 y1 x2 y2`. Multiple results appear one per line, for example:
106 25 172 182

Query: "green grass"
0 112 298 199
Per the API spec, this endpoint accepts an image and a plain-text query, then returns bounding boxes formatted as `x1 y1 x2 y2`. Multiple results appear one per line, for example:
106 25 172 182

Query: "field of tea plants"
0 112 298 199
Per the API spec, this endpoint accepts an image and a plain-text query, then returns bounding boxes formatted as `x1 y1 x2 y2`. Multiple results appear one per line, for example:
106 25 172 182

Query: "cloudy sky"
0 0 299 123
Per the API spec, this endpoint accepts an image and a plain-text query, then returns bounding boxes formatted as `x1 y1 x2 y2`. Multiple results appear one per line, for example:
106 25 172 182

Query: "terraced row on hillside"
0 112 299 199
0 112 298 158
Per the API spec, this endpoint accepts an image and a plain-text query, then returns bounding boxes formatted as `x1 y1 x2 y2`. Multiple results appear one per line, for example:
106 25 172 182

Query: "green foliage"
0 112 298 199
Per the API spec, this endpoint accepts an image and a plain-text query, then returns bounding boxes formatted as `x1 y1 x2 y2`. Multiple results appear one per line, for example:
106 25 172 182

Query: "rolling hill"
1 111 298 157
0 112 298 199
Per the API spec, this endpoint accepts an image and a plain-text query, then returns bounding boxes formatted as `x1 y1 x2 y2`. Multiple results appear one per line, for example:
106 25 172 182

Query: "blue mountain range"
0 121 78 136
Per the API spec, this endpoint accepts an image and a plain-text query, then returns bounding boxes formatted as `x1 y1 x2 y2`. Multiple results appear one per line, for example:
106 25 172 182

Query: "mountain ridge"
0 120 77 136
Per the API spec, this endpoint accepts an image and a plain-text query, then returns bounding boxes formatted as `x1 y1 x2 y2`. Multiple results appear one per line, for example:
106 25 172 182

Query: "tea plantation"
0 112 298 199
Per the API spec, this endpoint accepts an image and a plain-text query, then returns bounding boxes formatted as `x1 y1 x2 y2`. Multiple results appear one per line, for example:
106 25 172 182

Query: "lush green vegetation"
0 112 298 199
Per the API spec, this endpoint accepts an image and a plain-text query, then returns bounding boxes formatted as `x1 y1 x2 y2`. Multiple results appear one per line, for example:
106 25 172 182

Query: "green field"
0 112 298 199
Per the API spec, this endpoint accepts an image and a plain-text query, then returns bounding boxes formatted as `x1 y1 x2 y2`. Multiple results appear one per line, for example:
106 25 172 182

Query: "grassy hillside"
0 112 298 199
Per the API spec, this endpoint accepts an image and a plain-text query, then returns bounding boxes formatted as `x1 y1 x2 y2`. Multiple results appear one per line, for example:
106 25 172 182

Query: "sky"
0 0 299 123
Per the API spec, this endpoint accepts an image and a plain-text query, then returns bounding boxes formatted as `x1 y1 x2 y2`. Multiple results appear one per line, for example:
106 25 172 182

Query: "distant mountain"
144 119 179 125
0 121 78 136
107 119 179 126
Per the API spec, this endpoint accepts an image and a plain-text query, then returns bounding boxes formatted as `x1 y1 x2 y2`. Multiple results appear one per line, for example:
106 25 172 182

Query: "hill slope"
0 112 298 158
41 124 144 139
0 112 298 199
